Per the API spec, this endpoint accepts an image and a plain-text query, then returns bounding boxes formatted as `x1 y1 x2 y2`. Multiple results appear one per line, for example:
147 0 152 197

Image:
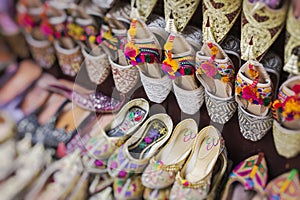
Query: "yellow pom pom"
164 42 173 51
89 35 96 43
128 28 137 37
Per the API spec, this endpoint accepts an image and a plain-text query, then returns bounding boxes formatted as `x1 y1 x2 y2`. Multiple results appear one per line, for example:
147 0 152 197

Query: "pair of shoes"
272 75 300 158
222 153 300 199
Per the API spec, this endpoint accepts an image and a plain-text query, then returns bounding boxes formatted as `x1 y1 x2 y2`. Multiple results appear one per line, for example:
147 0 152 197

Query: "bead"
118 170 127 178
94 159 104 167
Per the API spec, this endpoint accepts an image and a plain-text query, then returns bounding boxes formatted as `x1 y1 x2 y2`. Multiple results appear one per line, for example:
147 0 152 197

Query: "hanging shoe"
221 152 268 200
284 3 300 76
141 118 198 189
107 113 173 179
235 60 274 141
196 40 237 124
202 0 242 43
169 125 227 200
265 169 300 200
272 75 300 158
241 0 288 61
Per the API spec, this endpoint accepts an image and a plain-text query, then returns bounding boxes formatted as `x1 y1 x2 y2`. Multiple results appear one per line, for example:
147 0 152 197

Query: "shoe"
0 60 42 107
235 60 274 141
0 143 50 200
162 33 204 115
241 0 288 61
107 113 173 178
54 37 83 77
221 152 268 200
202 0 242 43
113 175 145 200
272 75 300 158
265 169 300 200
164 0 201 33
0 112 15 143
84 98 149 172
196 40 237 124
142 118 198 189
25 150 83 200
284 3 300 76
169 125 226 200
125 16 171 103
143 187 171 200
47 79 126 113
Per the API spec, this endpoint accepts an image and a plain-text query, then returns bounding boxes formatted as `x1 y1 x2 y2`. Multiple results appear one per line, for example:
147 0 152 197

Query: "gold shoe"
164 0 201 33
202 0 242 43
284 4 300 75
241 0 288 61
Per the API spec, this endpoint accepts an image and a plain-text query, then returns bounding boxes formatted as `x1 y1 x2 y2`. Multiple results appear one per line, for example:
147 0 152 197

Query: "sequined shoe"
265 169 300 200
235 60 274 141
107 113 173 179
221 152 268 200
162 33 204 115
196 40 237 124
272 75 300 158
169 125 226 200
84 98 149 172
141 118 198 189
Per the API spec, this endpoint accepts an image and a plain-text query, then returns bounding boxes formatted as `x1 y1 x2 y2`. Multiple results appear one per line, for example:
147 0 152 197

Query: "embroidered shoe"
141 118 198 189
221 152 268 200
163 34 204 115
265 169 300 200
170 125 226 200
284 4 300 76
125 16 171 103
196 41 237 124
272 75 300 158
241 0 288 61
113 175 145 200
107 113 173 179
235 60 274 141
202 0 242 43
84 98 149 172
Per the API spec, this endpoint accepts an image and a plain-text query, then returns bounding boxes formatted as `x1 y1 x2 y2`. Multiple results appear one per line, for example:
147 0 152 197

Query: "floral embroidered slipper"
235 60 274 141
196 40 237 124
107 114 173 179
202 0 242 43
125 15 171 103
163 33 204 115
241 0 288 61
169 125 226 200
221 152 268 200
113 175 145 200
0 143 50 200
265 169 300 200
141 118 198 189
84 99 149 172
272 75 300 158
25 150 82 200
143 187 171 200
283 4 300 76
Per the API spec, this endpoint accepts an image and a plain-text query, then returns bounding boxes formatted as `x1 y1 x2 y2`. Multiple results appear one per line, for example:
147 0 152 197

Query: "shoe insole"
128 119 167 160
107 107 146 137
37 94 66 125
0 60 41 105
161 128 195 165
185 133 220 182
56 105 90 133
